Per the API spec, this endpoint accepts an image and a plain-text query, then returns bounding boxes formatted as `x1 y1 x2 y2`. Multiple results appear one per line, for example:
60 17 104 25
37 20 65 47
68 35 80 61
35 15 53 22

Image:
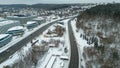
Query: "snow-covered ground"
0 18 71 68
36 19 70 68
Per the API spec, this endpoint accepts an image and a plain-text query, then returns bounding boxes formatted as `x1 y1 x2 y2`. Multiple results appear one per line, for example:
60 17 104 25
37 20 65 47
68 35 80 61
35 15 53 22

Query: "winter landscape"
0 0 120 68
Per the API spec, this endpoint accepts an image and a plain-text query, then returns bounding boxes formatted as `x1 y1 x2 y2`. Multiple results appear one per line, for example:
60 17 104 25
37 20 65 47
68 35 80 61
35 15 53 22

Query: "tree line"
78 3 120 21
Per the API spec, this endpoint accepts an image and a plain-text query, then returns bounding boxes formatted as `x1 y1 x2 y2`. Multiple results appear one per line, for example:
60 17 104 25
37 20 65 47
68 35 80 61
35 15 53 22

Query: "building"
26 21 38 29
0 34 12 47
7 26 25 36
60 55 69 60
0 19 21 34
32 17 46 25
0 17 6 22
58 21 64 25
6 14 37 24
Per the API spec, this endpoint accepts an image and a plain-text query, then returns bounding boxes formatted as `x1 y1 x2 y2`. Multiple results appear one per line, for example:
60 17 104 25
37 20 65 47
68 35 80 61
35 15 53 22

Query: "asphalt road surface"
68 19 79 68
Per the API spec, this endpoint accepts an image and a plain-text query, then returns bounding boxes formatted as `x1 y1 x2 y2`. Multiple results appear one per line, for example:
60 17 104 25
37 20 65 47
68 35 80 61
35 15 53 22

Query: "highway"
68 19 79 68
0 17 73 64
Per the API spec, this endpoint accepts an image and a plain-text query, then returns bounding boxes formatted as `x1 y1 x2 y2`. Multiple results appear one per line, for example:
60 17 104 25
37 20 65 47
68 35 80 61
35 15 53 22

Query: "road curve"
68 19 79 68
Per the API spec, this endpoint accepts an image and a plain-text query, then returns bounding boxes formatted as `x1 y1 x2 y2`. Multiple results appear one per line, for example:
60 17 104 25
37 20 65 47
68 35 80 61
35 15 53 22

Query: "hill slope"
76 3 120 68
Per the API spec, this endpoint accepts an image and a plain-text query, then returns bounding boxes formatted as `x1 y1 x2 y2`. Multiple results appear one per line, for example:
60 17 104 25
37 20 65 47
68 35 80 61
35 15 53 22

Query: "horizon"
0 2 118 5
0 0 119 5
0 3 96 5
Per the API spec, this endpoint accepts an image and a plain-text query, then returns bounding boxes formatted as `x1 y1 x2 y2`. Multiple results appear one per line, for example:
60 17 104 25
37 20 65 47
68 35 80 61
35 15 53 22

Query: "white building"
0 19 21 34
7 26 25 36
6 15 37 24
0 34 12 47
26 21 38 29
32 17 46 25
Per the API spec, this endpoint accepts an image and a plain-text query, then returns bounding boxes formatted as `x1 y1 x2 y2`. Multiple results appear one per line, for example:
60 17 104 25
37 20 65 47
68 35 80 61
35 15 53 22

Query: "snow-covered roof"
0 18 6 22
7 16 28 19
7 15 36 19
0 34 9 39
27 21 37 25
52 51 62 56
33 17 44 21
49 44 56 47
7 26 24 31
46 56 56 68
60 55 69 60
0 20 19 27
53 23 65 28
52 16 56 19
57 24 64 27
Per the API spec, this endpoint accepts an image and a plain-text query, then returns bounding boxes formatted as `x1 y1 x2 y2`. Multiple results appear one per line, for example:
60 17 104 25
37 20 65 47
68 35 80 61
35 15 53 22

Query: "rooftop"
0 34 9 39
7 26 24 31
0 20 19 27
33 17 45 21
27 21 37 25
0 18 6 22
7 15 36 19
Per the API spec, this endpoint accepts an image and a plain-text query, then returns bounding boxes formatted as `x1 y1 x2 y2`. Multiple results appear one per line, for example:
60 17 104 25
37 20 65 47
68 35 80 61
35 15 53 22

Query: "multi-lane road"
0 20 54 63
0 16 80 68
68 19 79 68
0 17 71 64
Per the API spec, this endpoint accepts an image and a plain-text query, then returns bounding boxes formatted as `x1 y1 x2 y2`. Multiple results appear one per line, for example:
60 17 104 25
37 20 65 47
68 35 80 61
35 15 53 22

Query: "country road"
68 19 79 68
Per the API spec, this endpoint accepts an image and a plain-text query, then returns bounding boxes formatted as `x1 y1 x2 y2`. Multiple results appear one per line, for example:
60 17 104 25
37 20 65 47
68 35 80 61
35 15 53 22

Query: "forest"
78 3 120 22
76 3 120 68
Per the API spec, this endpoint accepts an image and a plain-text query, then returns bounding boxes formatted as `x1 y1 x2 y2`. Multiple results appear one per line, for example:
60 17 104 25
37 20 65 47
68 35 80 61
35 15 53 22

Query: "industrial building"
0 17 6 22
7 26 25 36
26 21 38 29
0 34 12 47
0 19 21 34
6 15 37 24
32 17 46 25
